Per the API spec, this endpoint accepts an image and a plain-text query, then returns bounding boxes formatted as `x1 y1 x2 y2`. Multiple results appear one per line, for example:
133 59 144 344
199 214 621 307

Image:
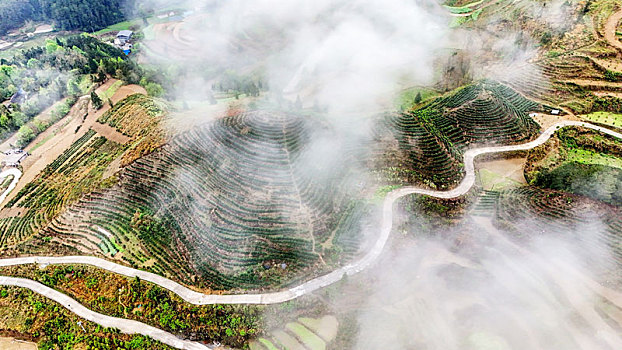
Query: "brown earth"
0 97 68 152
1 80 146 207
568 79 622 90
91 122 130 144
604 9 622 52
0 337 37 350
477 157 527 185
531 112 580 129
0 208 26 219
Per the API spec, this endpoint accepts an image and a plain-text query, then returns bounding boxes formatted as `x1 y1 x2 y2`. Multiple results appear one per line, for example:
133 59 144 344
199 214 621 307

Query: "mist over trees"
0 0 133 36
0 35 155 143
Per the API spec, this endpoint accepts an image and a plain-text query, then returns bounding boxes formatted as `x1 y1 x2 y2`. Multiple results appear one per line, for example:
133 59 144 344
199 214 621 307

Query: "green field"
582 112 622 128
565 149 622 169
101 80 124 100
93 20 142 35
286 322 326 350
478 169 522 191
250 316 338 350
397 87 439 110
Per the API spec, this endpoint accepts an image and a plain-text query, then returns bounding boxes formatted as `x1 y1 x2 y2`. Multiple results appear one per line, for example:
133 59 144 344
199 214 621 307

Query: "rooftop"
117 30 133 38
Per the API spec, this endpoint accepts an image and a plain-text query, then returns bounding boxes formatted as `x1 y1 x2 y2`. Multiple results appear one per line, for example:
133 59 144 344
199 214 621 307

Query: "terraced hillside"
376 80 542 189
0 94 165 253
49 111 366 290
471 186 622 284
525 126 622 204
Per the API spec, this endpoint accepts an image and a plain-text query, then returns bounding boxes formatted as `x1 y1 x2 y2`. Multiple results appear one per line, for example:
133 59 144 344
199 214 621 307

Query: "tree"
414 91 422 104
90 91 103 110
66 79 80 96
17 125 35 147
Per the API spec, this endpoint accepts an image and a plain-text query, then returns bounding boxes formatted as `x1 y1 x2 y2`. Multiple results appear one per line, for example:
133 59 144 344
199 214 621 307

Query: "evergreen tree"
90 91 103 110
414 91 422 104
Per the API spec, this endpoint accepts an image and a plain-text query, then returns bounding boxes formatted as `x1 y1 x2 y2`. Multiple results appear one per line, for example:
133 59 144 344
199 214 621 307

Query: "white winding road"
0 168 21 205
0 121 620 349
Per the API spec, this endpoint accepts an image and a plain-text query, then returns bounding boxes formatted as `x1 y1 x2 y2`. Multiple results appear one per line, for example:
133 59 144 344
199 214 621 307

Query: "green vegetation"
582 111 622 128
251 316 339 350
286 322 326 350
377 80 541 189
532 163 621 205
478 169 522 191
0 0 132 36
565 148 622 168
0 94 165 254
526 127 622 204
91 91 104 110
49 110 365 289
1 264 263 348
93 19 142 36
0 35 154 144
101 80 124 100
0 285 172 350
397 87 439 110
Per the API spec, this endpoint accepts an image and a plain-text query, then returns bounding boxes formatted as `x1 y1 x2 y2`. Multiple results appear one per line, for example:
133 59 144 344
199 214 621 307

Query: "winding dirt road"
0 121 620 349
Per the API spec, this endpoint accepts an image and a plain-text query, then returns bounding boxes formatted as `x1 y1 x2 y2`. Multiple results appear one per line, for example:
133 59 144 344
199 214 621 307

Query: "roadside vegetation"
0 264 262 349
0 284 173 350
525 126 622 204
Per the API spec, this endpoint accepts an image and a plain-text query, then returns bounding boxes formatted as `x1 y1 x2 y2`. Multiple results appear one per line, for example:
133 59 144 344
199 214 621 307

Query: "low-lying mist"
348 214 622 350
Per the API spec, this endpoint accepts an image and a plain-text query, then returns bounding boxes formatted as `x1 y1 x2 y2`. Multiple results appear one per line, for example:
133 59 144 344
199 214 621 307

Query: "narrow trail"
0 121 620 349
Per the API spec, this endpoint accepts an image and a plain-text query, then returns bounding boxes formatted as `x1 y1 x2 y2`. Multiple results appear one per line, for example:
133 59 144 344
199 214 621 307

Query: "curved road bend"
0 168 22 205
0 121 620 348
0 276 211 350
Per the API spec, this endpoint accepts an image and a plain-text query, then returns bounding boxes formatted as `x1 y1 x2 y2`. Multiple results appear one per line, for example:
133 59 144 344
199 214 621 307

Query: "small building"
2 149 28 167
551 109 560 115
116 30 133 45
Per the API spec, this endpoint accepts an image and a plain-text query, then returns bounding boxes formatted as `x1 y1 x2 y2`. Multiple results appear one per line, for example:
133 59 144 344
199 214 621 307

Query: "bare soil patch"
0 337 37 350
531 112 579 129
91 122 130 144
605 9 622 51
477 157 527 185
2 81 145 207
0 208 27 219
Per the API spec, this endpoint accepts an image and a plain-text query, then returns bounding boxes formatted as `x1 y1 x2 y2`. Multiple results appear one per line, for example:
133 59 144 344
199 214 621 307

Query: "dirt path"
2 81 145 207
0 337 37 350
593 90 622 99
0 98 69 152
91 122 130 144
604 9 622 52
567 79 622 90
